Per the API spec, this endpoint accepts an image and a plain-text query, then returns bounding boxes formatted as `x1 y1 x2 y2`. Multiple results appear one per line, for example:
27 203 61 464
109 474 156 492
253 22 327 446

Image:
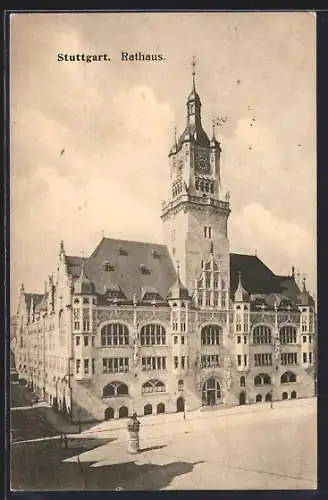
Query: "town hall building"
12 67 316 423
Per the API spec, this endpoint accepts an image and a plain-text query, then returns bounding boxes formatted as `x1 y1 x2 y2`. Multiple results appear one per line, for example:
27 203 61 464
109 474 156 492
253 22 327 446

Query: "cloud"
229 202 316 293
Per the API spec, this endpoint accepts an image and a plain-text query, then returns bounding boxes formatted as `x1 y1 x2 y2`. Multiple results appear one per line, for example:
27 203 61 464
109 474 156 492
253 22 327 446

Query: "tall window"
73 308 80 331
103 357 129 373
84 359 89 374
141 357 166 371
253 325 272 344
76 359 81 374
101 323 129 346
201 354 219 368
279 326 297 344
201 325 221 345
140 324 166 345
83 308 90 332
254 353 272 366
240 376 246 387
280 352 297 365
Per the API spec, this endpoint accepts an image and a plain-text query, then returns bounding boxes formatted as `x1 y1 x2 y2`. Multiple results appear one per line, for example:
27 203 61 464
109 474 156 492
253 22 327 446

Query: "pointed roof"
73 258 96 295
167 264 189 300
296 277 315 307
234 271 250 302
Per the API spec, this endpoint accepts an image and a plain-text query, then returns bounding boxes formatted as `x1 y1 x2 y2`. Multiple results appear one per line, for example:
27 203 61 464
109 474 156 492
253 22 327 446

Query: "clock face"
196 154 210 173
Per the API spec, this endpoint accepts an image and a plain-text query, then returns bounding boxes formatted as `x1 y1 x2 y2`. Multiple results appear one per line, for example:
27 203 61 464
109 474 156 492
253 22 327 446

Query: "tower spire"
191 56 196 91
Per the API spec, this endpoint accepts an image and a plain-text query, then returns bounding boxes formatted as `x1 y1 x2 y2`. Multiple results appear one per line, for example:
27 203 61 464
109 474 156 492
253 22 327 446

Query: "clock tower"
161 59 231 305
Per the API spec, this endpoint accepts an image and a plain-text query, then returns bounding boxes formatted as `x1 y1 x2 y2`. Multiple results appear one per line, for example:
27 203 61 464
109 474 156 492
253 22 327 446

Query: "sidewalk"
77 397 316 442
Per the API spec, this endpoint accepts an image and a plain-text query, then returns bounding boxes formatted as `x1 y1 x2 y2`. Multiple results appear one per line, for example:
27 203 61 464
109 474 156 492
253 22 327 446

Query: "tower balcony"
161 194 230 219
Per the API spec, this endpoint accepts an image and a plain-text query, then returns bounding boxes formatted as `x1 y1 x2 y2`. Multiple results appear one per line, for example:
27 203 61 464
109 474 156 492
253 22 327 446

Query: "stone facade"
12 69 316 423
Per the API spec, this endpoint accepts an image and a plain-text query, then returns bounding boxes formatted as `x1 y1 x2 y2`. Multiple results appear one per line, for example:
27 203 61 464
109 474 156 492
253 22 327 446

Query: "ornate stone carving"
221 353 232 395
96 308 134 326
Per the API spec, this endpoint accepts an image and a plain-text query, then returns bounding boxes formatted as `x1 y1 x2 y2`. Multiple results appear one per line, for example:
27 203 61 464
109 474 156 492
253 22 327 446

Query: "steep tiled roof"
230 254 302 303
66 238 177 302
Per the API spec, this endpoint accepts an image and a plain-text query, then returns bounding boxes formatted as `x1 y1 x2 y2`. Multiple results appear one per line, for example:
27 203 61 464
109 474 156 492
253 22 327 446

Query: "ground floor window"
282 391 288 400
265 392 272 402
176 396 185 412
256 394 262 402
291 391 297 399
239 392 246 405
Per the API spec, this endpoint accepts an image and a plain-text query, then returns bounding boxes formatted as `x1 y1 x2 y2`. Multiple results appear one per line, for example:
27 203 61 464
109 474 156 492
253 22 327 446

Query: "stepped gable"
66 237 177 302
230 254 301 304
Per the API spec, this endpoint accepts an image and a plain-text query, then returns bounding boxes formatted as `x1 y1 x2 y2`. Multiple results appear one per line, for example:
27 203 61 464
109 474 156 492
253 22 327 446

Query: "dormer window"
103 261 114 272
140 264 151 275
151 249 160 259
118 246 128 256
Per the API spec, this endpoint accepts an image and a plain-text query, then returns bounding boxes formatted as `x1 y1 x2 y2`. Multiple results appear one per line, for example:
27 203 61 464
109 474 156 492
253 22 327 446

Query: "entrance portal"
239 392 246 405
104 407 114 420
202 378 221 406
176 396 185 412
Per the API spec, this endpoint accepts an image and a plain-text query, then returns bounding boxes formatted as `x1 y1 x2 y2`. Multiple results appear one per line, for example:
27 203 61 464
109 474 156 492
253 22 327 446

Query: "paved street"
11 394 316 491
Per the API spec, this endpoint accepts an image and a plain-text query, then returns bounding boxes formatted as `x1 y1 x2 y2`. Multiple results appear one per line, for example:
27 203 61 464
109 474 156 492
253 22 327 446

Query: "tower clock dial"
196 153 210 174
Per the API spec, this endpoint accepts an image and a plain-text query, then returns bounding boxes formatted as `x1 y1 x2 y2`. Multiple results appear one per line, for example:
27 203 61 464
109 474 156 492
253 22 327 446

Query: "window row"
254 353 272 367
173 356 189 370
204 226 212 239
173 335 185 344
141 356 166 371
252 325 300 345
75 335 95 347
280 353 297 365
302 335 313 343
100 323 167 347
201 355 220 368
240 371 297 386
237 354 248 367
302 352 314 364
172 322 186 332
197 293 227 308
76 358 95 375
195 179 214 194
103 357 129 374
201 325 221 345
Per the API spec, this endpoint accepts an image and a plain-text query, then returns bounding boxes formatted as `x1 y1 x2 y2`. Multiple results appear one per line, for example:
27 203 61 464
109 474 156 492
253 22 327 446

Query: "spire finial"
212 118 216 139
60 240 65 254
174 126 177 144
191 56 196 90
210 240 214 254
292 265 295 278
176 260 180 277
302 274 307 292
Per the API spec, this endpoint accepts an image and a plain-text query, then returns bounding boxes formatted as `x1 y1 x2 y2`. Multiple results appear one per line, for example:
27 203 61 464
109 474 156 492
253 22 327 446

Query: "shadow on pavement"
139 444 167 453
11 437 203 491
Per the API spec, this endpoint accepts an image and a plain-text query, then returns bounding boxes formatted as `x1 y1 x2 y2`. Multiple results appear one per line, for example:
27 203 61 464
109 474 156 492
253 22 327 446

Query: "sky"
10 12 316 308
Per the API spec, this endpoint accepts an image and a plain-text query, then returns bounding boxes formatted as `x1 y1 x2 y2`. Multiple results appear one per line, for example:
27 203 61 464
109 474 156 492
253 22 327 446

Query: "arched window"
279 325 297 344
282 391 288 400
201 325 221 345
103 381 129 398
157 403 165 414
202 377 221 406
252 325 272 344
254 373 271 386
141 379 165 394
240 376 246 387
265 392 272 402
256 394 263 402
144 404 153 415
280 371 297 384
291 391 297 399
178 379 184 390
140 324 166 346
101 323 129 346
